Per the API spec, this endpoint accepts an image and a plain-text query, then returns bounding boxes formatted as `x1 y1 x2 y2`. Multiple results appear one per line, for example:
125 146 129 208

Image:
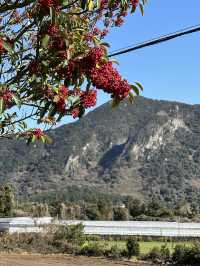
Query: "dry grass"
0 254 151 266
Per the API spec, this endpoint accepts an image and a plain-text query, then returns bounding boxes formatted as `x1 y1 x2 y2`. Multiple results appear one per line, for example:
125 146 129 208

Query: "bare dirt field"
0 254 151 266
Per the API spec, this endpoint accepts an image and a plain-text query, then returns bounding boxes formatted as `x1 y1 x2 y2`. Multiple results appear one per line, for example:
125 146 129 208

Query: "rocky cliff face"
1 97 200 203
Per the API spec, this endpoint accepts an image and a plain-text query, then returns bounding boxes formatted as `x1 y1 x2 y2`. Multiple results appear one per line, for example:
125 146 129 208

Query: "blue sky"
97 0 200 106
30 1 200 127
58 0 200 126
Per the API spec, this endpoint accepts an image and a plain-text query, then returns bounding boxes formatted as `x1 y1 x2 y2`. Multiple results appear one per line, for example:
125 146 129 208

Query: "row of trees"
1 185 198 221
0 184 14 217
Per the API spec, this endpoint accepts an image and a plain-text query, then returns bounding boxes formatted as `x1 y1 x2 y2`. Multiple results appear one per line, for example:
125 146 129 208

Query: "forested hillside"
1 97 200 207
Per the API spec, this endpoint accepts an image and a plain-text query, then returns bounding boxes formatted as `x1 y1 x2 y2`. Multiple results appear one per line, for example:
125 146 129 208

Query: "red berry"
33 128 44 139
71 108 79 119
81 90 97 108
0 89 13 103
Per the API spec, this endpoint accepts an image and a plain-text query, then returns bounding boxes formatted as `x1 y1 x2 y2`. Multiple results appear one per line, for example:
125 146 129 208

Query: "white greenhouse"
0 217 53 233
1 218 200 237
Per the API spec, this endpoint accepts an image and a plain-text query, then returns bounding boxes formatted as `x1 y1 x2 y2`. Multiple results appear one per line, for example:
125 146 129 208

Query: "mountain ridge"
1 96 200 204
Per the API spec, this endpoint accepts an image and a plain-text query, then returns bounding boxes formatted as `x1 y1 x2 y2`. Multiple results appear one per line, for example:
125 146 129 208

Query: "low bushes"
145 245 170 264
0 224 85 254
144 242 200 265
126 238 140 258
106 244 124 260
78 242 105 257
171 243 200 265
77 238 140 260
3 226 200 265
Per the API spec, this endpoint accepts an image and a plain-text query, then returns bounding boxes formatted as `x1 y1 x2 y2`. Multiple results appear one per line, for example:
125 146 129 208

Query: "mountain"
1 96 200 204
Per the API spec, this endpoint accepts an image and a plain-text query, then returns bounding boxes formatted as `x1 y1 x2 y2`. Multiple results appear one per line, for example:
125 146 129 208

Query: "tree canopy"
0 0 145 143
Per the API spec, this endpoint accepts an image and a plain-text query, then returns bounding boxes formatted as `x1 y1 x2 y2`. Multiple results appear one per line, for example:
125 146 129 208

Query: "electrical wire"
108 24 200 57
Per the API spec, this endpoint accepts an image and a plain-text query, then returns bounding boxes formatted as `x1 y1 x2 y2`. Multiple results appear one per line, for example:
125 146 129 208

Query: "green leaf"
139 3 144 16
41 60 49 67
31 135 36 143
2 41 13 54
50 7 55 23
135 81 144 91
53 87 59 94
97 0 101 8
12 94 21 107
100 42 110 48
81 0 87 9
57 112 64 122
62 0 69 4
93 36 100 45
131 84 140 96
131 5 137 13
78 105 85 118
110 58 119 65
128 92 136 104
88 0 94 11
41 135 46 143
45 135 52 144
42 34 50 48
0 98 4 115
112 98 121 108
48 105 57 117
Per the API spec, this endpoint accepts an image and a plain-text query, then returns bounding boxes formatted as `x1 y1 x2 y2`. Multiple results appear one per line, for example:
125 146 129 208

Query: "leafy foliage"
126 238 140 258
0 184 15 217
0 0 145 141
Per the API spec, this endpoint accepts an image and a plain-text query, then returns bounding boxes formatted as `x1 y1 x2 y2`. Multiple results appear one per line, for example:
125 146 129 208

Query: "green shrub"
105 245 123 260
78 242 105 257
86 235 101 241
147 247 162 263
172 242 200 265
126 238 140 258
53 224 85 246
160 244 170 263
146 245 170 264
0 224 85 254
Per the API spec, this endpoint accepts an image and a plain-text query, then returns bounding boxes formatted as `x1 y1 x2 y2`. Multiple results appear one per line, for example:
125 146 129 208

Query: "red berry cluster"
50 37 66 52
71 108 79 119
38 0 60 9
0 89 13 103
40 23 59 37
33 128 44 139
59 85 68 97
61 47 131 101
89 62 131 100
97 0 140 28
58 47 105 82
38 0 61 14
85 27 109 42
40 23 68 58
0 39 5 54
0 37 13 54
84 47 105 73
56 85 68 113
81 89 97 108
115 17 124 27
57 98 66 113
28 60 41 75
131 0 140 8
47 24 59 36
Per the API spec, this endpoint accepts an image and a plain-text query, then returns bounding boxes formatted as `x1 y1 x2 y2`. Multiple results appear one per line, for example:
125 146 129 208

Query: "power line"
109 24 200 55
108 24 200 57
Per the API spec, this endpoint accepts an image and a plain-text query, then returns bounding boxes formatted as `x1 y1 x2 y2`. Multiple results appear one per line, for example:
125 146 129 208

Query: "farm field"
0 254 151 266
89 240 192 254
